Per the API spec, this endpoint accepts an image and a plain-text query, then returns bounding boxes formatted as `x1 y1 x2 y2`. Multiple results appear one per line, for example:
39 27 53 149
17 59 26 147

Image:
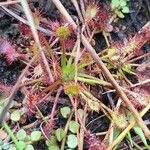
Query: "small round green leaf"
111 0 120 8
46 136 57 146
120 1 127 7
60 107 71 118
69 121 79 134
67 134 78 149
25 145 34 150
17 141 26 150
10 110 21 122
2 142 10 150
122 6 129 13
55 128 65 142
16 129 27 141
31 131 42 142
77 109 84 119
48 145 59 150
117 11 125 18
24 135 31 142
7 145 17 150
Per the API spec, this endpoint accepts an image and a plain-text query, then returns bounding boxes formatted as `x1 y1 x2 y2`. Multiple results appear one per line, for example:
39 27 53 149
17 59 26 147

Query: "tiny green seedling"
10 110 21 122
69 121 80 134
67 134 78 149
55 128 65 142
0 140 16 150
111 0 130 18
15 129 42 150
60 107 71 118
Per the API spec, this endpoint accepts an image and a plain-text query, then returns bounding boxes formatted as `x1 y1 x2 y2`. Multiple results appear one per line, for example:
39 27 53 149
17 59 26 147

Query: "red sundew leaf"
64 37 75 51
0 39 14 54
87 134 106 150
0 38 24 63
5 49 24 64
95 4 113 32
121 23 149 54
49 19 74 39
18 23 48 47
132 84 150 97
110 22 150 58
124 28 150 53
27 93 39 113
18 23 32 36
127 92 148 109
0 82 12 95
42 121 54 140
126 85 150 109
85 1 112 32
136 65 150 82
85 0 99 22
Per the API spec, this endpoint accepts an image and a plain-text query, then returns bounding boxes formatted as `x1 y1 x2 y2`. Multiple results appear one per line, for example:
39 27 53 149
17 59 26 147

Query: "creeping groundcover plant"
0 0 150 150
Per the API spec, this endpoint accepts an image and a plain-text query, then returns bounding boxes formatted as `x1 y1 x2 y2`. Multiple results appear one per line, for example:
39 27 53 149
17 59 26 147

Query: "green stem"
3 122 21 150
35 106 48 124
61 111 74 150
67 40 78 68
77 73 111 87
61 40 66 69
132 141 144 150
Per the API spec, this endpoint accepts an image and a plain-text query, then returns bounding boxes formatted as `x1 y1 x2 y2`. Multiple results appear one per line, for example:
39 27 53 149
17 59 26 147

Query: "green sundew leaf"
16 129 27 141
61 65 75 82
48 145 59 150
120 1 127 7
10 110 21 122
64 84 80 96
7 145 17 150
25 145 34 150
69 121 80 134
133 126 148 146
121 64 132 74
31 131 42 142
117 11 125 18
122 6 129 13
67 134 78 149
60 107 71 118
46 136 57 146
55 128 65 142
17 141 26 150
111 0 120 8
